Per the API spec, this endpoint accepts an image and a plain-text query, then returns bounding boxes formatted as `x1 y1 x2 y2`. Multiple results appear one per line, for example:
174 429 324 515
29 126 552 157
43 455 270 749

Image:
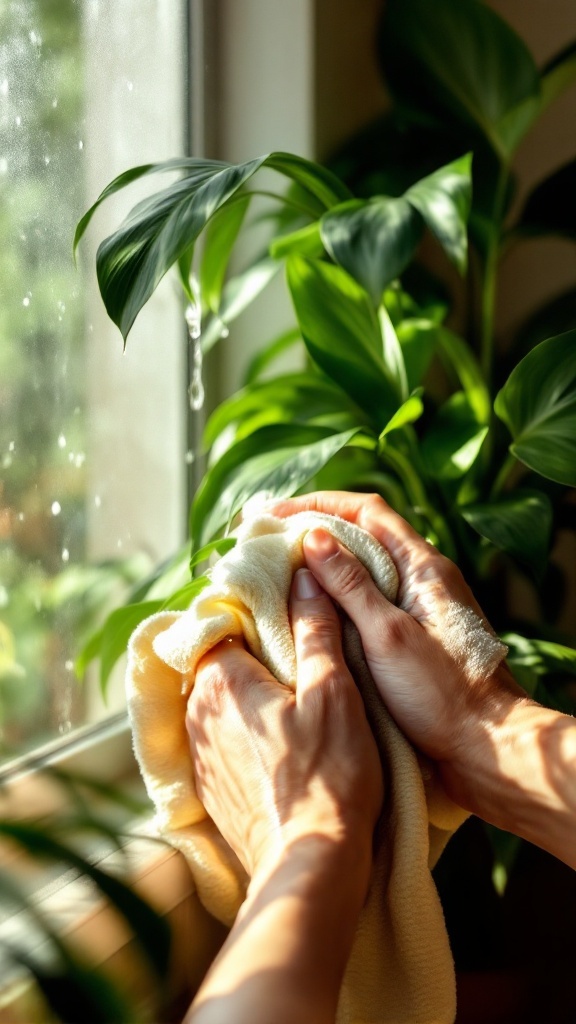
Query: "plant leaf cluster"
76 0 576 886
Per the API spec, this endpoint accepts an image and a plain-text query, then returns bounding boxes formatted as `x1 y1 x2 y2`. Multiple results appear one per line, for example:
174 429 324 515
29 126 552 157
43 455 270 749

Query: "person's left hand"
185 567 384 883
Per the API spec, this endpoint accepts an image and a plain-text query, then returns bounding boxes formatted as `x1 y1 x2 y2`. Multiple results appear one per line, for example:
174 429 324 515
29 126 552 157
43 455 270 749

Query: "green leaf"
243 327 301 385
191 425 369 548
321 195 422 306
378 390 424 439
203 373 365 449
379 0 541 159
99 600 162 694
494 329 576 486
460 490 553 578
0 821 172 981
503 633 576 679
269 220 324 260
80 152 350 343
201 258 281 353
199 194 252 314
190 537 237 571
436 326 491 424
421 392 488 480
517 159 576 240
379 305 408 400
404 154 472 273
486 824 522 896
540 40 576 112
160 577 210 611
396 319 438 391
286 255 400 424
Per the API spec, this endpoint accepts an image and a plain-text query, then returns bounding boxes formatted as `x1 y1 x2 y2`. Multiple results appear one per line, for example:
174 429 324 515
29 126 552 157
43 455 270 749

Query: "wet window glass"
0 0 187 763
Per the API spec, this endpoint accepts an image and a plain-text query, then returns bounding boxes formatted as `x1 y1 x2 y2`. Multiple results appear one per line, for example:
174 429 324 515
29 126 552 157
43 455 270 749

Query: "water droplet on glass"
185 450 195 465
220 325 230 338
127 80 133 91
78 140 84 151
8 441 15 452
94 495 102 508
29 30 42 47
188 337 205 411
15 115 21 126
61 548 70 562
65 660 74 672
17 512 25 522
44 155 51 166
2 455 12 469
58 719 72 736
51 501 61 516
0 585 8 608
58 433 66 449
22 295 30 307
117 538 123 550
0 80 8 96
74 453 85 468
52 97 58 108
0 159 7 175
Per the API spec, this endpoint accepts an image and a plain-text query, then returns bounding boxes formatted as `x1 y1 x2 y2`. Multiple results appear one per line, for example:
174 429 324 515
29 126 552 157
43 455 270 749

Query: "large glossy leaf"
201 257 281 353
203 373 365 448
191 425 370 548
200 194 252 314
517 159 576 240
404 154 472 273
503 633 576 679
286 255 400 424
436 326 491 424
396 319 438 391
379 0 541 159
78 153 350 342
461 490 553 577
494 329 576 485
320 196 422 306
540 40 576 112
421 392 488 480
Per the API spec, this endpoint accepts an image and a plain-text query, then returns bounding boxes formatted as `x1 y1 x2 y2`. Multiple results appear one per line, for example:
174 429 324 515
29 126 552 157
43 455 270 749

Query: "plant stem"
480 165 509 387
491 451 522 497
377 444 457 559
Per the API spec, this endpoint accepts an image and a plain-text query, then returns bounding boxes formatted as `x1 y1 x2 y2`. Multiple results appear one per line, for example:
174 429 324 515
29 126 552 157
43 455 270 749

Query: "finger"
302 528 412 663
290 566 352 707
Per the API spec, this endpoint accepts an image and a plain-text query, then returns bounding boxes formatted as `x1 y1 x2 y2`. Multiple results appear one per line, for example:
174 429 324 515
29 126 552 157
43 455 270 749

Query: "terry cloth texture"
126 512 472 1023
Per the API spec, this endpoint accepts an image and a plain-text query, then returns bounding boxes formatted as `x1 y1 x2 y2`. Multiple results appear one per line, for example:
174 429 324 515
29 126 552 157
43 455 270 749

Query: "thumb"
290 567 349 706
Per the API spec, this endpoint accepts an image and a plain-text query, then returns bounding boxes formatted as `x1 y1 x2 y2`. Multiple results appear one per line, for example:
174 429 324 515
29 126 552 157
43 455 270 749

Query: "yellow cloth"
126 511 469 1023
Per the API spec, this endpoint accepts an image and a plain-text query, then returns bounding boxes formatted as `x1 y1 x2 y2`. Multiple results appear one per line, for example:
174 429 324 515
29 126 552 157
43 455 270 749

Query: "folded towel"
126 511 471 1023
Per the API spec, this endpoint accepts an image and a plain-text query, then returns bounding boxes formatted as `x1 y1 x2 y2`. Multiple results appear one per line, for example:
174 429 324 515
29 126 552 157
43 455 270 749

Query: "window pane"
0 0 187 763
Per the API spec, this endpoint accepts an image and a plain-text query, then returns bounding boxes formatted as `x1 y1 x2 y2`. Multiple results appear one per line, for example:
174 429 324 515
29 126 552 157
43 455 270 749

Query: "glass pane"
0 0 187 763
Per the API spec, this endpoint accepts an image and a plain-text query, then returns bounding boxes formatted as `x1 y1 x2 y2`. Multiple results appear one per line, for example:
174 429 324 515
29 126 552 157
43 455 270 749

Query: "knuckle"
332 555 370 599
435 554 465 591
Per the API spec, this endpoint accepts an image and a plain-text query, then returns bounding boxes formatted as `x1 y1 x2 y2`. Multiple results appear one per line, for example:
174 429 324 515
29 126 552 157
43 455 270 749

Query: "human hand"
268 491 524 777
185 566 383 884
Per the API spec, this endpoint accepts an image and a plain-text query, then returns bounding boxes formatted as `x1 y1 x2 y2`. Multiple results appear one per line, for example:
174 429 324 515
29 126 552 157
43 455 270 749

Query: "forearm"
442 696 576 868
186 835 372 1024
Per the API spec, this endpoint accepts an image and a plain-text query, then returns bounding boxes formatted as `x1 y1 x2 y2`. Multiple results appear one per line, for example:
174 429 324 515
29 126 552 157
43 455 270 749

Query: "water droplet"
127 80 133 92
58 719 72 736
17 512 25 522
61 548 70 562
220 325 230 338
65 659 74 671
0 159 7 175
185 450 195 465
188 336 205 411
0 80 8 96
8 441 15 452
117 538 123 550
185 290 202 340
74 453 85 468
0 585 8 608
94 495 102 508
52 97 58 108
2 455 12 469
22 296 30 307
29 30 42 47
58 433 66 449
57 300 66 313
51 501 61 516
78 140 84 151
15 115 21 127
43 155 51 166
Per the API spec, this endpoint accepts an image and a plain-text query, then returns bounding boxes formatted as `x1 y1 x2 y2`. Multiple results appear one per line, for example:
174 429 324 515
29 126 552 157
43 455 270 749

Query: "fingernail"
304 528 340 563
294 567 323 600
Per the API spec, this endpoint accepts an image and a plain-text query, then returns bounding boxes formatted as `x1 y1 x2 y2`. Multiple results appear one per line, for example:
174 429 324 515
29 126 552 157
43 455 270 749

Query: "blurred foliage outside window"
0 0 187 763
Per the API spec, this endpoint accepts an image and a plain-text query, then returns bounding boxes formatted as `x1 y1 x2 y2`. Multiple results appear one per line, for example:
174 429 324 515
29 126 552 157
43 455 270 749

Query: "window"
0 0 188 764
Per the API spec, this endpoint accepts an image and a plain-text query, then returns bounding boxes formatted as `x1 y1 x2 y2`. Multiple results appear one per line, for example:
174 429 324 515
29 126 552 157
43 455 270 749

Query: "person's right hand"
269 491 524 771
